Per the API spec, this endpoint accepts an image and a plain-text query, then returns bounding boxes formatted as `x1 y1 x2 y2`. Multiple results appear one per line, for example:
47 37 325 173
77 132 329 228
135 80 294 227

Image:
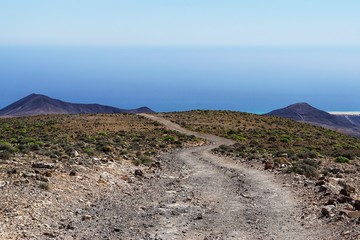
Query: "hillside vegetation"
161 110 360 176
0 114 201 165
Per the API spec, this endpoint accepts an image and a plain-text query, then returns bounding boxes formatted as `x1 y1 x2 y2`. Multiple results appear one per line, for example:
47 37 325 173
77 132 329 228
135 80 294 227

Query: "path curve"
137 114 327 240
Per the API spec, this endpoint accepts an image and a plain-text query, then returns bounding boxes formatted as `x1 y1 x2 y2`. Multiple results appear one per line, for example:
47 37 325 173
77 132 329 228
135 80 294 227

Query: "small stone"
336 173 344 178
134 169 143 177
325 199 337 206
32 163 55 169
81 215 92 221
338 180 356 193
315 180 326 186
43 232 58 238
7 169 17 174
337 196 353 204
342 210 360 218
22 172 37 178
69 170 77 176
66 223 75 230
43 171 52 177
321 205 335 217
264 161 273 170
353 200 360 211
36 175 49 182
0 181 7 188
100 172 111 180
74 151 80 157
318 185 328 192
340 188 350 197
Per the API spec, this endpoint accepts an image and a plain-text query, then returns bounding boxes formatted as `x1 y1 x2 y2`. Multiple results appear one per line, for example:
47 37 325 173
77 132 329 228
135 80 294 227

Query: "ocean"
0 46 359 113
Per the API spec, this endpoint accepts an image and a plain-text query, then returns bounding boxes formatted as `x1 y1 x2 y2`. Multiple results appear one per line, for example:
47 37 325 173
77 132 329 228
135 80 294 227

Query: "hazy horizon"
1 1 359 113
1 46 359 113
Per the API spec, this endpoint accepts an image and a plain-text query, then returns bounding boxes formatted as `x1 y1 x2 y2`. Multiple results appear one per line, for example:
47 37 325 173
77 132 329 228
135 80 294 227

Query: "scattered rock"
81 215 92 221
340 188 350 197
22 172 37 178
264 161 273 170
43 232 59 238
66 223 75 230
134 169 143 177
318 185 328 192
74 151 80 157
69 170 77 176
0 181 7 188
338 180 356 192
7 168 17 174
321 205 336 217
100 172 111 180
315 180 326 186
341 210 360 218
325 199 337 206
353 200 360 211
32 163 55 169
337 196 353 204
36 175 49 182
43 170 52 177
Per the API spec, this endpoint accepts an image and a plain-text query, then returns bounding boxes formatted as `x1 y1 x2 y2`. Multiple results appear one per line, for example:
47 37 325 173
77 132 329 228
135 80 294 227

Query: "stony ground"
1 114 359 239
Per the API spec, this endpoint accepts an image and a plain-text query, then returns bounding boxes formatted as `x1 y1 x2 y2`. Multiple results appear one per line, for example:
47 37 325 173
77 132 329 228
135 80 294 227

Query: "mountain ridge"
0 93 154 117
266 102 360 137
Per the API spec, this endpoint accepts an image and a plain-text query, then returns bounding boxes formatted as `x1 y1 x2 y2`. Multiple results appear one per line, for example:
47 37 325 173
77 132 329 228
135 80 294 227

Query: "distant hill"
0 94 154 117
266 103 360 137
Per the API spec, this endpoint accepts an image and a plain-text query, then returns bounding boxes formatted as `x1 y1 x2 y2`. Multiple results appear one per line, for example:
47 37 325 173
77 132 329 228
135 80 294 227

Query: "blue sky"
0 1 359 112
1 1 359 46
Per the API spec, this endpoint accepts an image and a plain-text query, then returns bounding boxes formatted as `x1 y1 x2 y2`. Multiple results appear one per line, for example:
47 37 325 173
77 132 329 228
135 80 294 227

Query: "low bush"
287 159 319 178
335 156 350 164
139 156 153 166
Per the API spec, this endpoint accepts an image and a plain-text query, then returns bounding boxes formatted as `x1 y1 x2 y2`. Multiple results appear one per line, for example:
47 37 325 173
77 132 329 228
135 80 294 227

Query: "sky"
1 1 359 46
0 1 359 112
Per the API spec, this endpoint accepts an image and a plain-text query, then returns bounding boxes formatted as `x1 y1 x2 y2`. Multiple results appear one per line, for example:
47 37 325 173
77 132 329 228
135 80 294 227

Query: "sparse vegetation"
335 156 350 163
0 114 202 165
161 110 360 177
287 159 319 178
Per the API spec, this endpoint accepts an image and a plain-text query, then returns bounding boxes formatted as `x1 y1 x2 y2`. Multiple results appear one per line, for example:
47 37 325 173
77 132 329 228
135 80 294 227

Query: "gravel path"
129 114 332 240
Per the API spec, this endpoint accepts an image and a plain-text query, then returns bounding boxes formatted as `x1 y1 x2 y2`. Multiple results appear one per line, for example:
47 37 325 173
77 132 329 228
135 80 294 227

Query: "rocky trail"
120 114 335 240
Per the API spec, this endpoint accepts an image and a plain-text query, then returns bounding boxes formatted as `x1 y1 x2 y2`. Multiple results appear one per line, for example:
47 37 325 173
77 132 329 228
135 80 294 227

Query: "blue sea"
0 46 359 113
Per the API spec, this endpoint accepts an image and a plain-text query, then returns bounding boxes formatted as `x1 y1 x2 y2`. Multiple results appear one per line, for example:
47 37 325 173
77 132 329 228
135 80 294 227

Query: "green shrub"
0 142 16 159
280 135 291 143
83 147 95 155
163 135 176 142
99 145 113 153
287 159 319 178
0 142 16 152
0 151 12 160
335 156 350 164
139 156 153 166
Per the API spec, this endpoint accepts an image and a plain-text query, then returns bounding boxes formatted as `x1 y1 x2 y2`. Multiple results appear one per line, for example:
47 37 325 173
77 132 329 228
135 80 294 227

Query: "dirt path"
129 114 332 240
